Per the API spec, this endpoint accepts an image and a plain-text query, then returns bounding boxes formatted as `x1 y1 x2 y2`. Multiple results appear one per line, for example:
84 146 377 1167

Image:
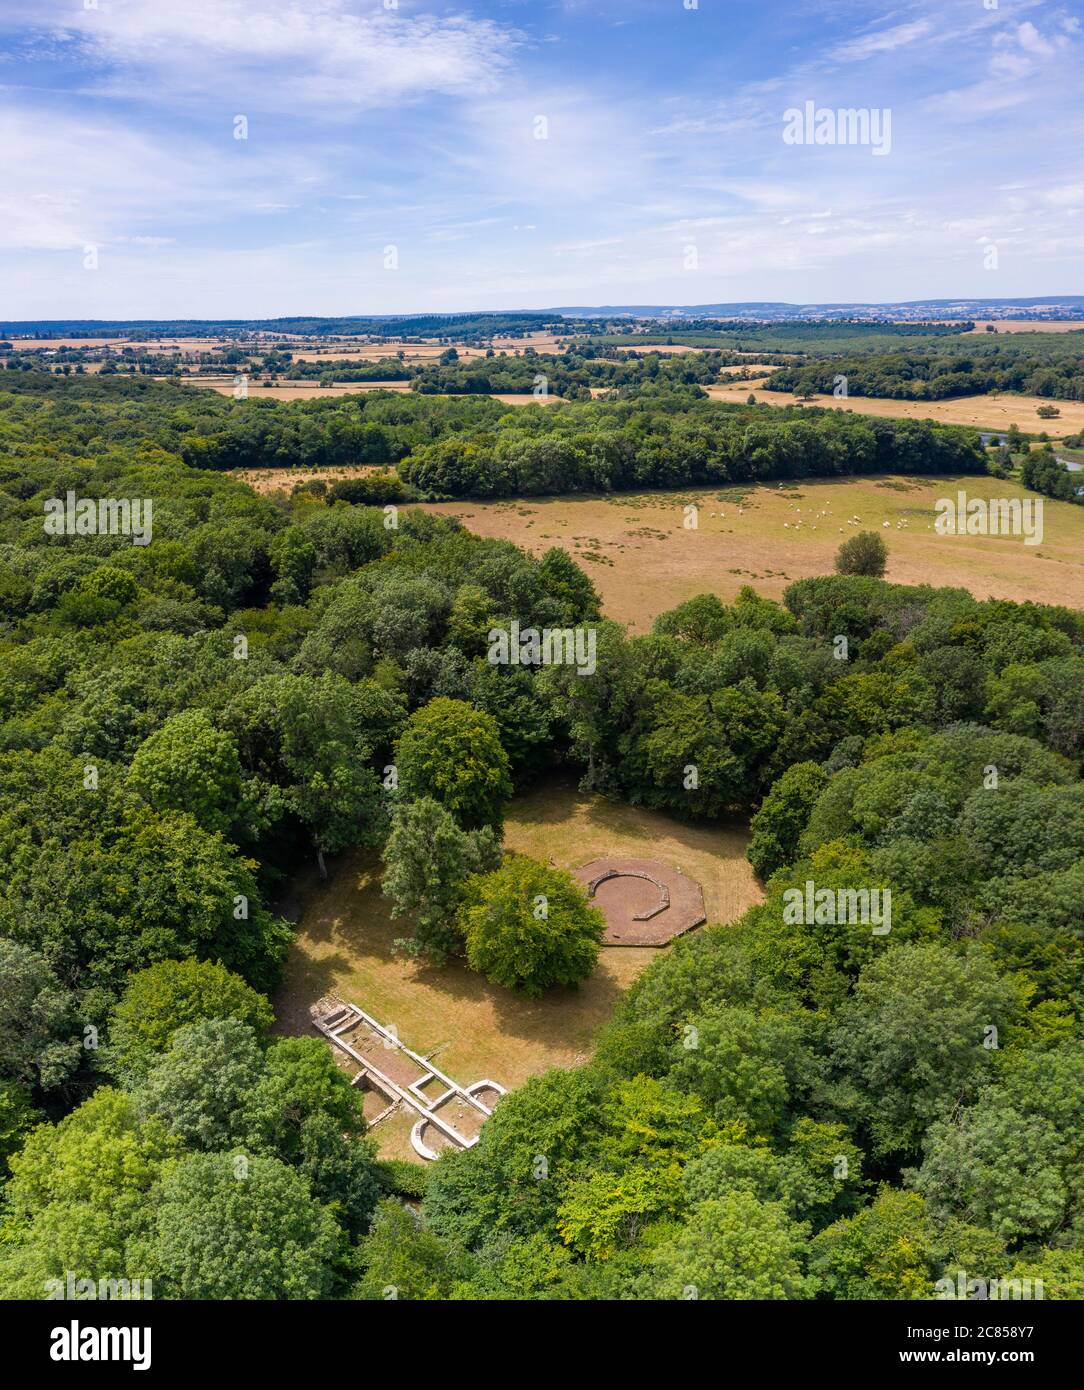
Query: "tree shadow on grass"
408 946 632 1051
276 841 639 1058
506 769 589 825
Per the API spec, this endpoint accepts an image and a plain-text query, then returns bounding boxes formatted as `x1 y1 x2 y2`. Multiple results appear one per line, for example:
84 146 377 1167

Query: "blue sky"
1 0 1081 317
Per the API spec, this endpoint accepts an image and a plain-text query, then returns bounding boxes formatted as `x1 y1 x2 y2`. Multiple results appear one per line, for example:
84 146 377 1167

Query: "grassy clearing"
423 474 1084 631
274 775 760 1158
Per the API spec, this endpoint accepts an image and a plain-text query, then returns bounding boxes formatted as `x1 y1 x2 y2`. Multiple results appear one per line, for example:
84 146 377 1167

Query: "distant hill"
3 298 1083 338
550 297 1084 321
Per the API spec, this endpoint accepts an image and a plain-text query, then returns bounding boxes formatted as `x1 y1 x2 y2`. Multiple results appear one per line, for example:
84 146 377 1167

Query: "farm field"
423 473 1084 630
274 775 760 1159
490 331 576 352
707 378 1084 437
285 344 495 362
598 342 773 357
180 376 412 399
7 335 232 350
186 376 561 404
965 320 1084 334
486 392 562 405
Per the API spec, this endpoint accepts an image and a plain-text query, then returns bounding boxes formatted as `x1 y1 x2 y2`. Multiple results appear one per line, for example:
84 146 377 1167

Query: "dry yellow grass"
707 380 1084 437
488 392 562 406
285 344 494 363
185 377 561 405
274 776 760 1157
9 335 232 350
180 376 412 400
283 350 415 363
230 464 389 494
489 332 575 353
423 474 1084 632
964 320 1084 334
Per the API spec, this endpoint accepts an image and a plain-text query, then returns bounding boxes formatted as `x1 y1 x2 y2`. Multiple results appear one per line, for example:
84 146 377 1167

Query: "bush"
374 1158 431 1200
328 473 407 505
835 530 887 577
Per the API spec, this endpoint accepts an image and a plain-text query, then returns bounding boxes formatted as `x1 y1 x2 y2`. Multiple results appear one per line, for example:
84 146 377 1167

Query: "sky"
0 0 1081 318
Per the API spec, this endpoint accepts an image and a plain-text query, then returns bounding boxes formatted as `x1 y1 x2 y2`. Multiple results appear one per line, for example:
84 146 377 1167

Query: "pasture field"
275 776 759 1158
424 474 1084 631
707 378 1084 437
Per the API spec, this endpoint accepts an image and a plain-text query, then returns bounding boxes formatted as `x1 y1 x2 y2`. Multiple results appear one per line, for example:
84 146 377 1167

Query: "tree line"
765 335 1084 403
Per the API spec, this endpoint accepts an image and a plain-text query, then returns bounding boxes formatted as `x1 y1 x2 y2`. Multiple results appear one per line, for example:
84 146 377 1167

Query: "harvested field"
599 340 783 357
489 332 576 352
180 376 412 399
183 377 558 405
488 392 562 405
7 335 232 350
964 320 1084 334
285 344 492 362
274 775 759 1159
422 474 1084 631
707 379 1084 437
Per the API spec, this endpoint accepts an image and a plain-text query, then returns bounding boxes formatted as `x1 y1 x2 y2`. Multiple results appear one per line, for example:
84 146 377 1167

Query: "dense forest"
0 374 987 500
1 374 1081 1300
394 396 985 498
764 334 1084 403
0 312 570 342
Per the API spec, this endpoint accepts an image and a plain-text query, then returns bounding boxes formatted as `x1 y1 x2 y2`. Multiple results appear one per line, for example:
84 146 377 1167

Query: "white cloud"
455 88 656 207
1044 184 1084 208
1015 20 1057 57
990 17 1075 76
41 0 519 114
0 0 1080 312
0 104 330 251
930 9 1079 118
831 19 932 63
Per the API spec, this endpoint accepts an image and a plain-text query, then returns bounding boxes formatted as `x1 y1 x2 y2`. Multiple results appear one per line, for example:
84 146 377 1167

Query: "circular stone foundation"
572 857 707 946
